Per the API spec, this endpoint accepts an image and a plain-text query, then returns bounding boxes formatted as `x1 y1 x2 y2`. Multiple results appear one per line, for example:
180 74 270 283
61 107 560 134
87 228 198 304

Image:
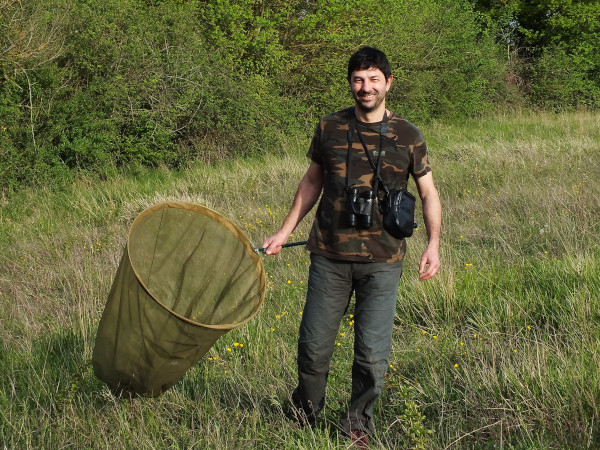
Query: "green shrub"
279 0 511 121
0 0 304 194
377 0 509 121
474 0 600 110
528 45 600 110
7 0 599 196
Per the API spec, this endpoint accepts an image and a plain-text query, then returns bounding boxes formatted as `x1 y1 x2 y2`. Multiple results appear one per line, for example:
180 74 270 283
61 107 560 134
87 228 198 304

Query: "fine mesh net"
92 202 266 397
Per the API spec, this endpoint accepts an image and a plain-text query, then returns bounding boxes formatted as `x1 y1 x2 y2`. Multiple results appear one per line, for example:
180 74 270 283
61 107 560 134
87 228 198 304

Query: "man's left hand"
418 246 440 280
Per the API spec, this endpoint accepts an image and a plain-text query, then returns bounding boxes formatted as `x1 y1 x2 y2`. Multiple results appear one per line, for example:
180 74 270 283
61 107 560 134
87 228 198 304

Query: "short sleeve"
306 123 323 165
410 130 431 179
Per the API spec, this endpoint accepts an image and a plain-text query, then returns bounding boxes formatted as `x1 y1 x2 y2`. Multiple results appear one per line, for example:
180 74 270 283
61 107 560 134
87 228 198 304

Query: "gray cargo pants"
291 253 403 435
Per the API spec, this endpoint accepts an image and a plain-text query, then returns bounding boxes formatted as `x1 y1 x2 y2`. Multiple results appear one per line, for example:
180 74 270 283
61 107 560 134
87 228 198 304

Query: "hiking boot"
288 390 318 429
347 429 369 448
285 404 316 429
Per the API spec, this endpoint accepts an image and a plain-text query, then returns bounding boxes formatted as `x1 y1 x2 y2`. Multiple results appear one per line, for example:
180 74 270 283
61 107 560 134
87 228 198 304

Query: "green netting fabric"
92 202 266 397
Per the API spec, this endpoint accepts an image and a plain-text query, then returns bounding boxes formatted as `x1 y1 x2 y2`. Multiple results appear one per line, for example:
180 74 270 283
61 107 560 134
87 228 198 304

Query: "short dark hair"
347 47 392 81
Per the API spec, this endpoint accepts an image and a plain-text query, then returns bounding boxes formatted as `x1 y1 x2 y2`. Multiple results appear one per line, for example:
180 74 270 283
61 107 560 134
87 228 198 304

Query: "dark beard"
353 90 384 113
355 100 376 112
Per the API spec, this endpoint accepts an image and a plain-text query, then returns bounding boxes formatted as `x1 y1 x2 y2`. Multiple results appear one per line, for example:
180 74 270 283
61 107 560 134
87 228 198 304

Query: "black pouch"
381 188 416 239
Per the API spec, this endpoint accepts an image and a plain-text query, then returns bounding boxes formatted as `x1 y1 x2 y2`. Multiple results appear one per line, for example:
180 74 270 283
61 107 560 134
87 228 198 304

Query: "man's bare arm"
414 172 442 280
261 161 324 255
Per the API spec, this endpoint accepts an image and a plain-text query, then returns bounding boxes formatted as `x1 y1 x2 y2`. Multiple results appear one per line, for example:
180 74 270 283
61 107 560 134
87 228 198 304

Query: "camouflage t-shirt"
306 107 431 263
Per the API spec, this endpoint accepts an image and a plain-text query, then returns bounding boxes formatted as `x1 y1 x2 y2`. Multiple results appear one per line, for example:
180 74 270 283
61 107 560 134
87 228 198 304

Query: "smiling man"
262 47 441 447
350 67 391 115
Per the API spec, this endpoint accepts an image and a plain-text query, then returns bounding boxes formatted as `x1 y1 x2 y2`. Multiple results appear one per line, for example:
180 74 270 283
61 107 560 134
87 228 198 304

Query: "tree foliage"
473 0 600 108
1 0 597 195
0 0 303 195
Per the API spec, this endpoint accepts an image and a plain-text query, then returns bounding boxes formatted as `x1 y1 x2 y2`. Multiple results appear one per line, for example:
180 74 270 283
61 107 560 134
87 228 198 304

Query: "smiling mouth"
358 92 376 101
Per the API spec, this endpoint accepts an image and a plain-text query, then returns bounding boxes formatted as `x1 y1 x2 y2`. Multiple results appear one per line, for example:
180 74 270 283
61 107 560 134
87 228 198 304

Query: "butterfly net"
92 202 266 397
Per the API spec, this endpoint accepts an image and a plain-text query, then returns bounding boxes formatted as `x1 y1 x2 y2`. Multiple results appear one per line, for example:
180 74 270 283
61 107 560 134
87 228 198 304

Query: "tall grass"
1 111 599 448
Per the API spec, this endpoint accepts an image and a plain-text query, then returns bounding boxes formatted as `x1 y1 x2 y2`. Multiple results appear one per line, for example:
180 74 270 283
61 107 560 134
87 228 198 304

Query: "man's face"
349 67 392 113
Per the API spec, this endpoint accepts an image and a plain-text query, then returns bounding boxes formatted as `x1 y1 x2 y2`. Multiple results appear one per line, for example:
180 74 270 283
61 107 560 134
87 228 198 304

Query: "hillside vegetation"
3 0 600 196
1 111 599 448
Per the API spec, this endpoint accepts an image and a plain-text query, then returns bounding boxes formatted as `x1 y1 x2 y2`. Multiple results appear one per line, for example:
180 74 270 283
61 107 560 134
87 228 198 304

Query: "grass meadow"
1 111 599 449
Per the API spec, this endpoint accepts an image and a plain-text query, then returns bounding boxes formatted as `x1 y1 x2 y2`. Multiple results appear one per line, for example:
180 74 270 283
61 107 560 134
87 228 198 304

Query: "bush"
375 0 510 121
278 0 511 122
473 0 600 110
528 45 600 110
0 0 304 195
2 0 569 196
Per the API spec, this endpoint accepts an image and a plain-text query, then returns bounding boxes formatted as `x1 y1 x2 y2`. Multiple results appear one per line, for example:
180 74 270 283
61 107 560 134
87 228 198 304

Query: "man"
262 47 441 446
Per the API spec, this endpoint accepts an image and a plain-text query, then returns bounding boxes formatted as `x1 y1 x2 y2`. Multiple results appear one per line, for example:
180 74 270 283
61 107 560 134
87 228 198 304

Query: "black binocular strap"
346 108 390 195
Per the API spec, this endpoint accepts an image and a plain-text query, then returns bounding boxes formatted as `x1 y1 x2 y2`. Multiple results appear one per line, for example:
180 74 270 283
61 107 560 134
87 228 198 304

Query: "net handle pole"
254 240 307 253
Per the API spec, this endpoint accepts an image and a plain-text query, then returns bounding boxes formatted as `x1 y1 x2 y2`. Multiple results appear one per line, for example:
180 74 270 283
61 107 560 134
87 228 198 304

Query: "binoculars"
346 186 376 229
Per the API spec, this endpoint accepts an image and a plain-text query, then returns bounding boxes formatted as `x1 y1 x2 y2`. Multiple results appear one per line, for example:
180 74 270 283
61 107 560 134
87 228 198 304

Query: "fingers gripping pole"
255 240 307 253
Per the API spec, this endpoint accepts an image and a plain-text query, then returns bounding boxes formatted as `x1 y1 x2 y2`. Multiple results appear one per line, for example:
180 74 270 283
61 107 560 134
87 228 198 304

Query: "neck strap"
346 108 390 194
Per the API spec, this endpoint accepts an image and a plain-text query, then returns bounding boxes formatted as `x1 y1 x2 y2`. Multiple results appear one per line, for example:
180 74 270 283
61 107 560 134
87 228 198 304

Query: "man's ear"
386 75 394 91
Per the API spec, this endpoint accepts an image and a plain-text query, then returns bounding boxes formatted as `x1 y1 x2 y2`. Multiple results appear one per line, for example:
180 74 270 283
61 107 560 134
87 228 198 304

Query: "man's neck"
354 103 387 123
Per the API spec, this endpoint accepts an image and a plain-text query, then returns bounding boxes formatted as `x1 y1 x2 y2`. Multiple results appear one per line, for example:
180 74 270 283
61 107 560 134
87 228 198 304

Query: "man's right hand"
261 232 289 255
